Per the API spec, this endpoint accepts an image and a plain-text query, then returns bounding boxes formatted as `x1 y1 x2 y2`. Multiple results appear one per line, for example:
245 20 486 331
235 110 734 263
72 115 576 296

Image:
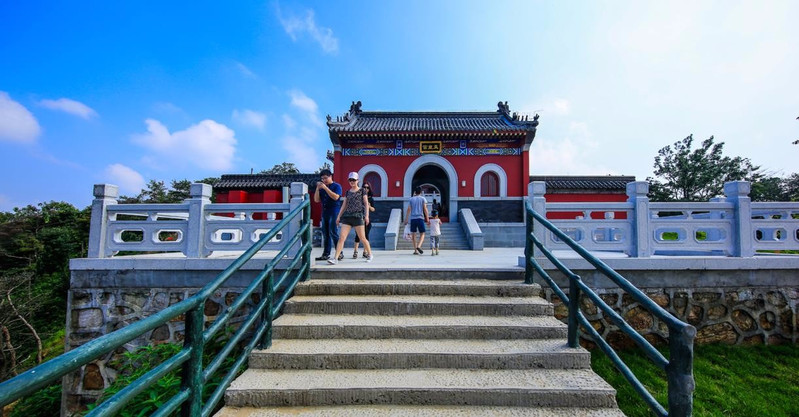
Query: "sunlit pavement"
311 247 525 271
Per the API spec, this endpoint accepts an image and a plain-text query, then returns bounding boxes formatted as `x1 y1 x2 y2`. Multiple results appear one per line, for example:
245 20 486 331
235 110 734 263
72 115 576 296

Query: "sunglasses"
348 179 357 182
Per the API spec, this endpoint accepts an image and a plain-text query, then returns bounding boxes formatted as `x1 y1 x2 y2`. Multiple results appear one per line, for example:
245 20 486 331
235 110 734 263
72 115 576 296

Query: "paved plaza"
311 247 526 271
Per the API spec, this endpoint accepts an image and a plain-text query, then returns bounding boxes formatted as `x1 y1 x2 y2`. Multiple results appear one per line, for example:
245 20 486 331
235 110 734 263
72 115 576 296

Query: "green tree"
120 177 221 203
647 135 761 201
784 173 799 201
0 201 90 380
317 162 331 173
260 162 300 175
750 176 786 202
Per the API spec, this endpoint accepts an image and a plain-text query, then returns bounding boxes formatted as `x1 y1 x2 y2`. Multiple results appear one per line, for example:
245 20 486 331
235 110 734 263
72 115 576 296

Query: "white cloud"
277 90 325 171
131 119 237 171
0 91 41 143
552 99 571 115
232 109 266 131
105 164 146 195
288 90 322 126
276 5 339 54
282 114 297 130
529 121 614 176
235 61 257 78
282 135 320 172
39 97 98 119
518 98 569 118
152 102 185 115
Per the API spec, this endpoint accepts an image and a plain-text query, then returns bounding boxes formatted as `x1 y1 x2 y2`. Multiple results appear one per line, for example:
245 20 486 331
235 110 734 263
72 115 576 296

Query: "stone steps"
218 277 620 415
272 314 568 339
396 223 471 250
217 406 626 417
224 368 618 408
249 338 591 370
294 279 538 296
283 294 554 315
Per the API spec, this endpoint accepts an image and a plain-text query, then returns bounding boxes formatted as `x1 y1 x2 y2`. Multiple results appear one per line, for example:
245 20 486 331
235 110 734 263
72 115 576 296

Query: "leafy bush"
7 383 62 417
86 328 244 416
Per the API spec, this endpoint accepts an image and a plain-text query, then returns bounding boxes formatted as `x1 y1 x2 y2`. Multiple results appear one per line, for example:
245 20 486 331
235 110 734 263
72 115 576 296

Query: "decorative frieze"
342 147 522 157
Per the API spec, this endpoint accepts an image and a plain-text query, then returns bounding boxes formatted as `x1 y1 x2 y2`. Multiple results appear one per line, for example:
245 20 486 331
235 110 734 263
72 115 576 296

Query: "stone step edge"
248 351 590 370
294 283 540 296
282 303 553 317
225 369 616 407
214 405 625 417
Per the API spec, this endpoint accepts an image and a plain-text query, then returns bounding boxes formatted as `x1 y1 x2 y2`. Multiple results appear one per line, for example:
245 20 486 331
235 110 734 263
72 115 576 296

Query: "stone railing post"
88 184 119 258
384 209 402 251
627 181 650 258
724 181 753 257
529 181 547 257
185 183 212 258
287 182 308 257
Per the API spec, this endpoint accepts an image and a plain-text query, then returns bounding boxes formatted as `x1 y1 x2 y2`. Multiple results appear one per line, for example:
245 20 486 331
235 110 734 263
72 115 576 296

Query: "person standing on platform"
404 186 429 255
329 172 373 264
353 181 375 258
314 169 342 261
431 198 442 216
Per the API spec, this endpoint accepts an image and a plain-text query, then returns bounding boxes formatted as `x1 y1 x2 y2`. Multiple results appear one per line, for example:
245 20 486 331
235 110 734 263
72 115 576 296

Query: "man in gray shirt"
404 186 429 255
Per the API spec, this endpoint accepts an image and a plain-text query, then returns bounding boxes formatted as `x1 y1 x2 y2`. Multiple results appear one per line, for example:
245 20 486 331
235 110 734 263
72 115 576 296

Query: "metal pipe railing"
0 191 313 416
524 200 695 417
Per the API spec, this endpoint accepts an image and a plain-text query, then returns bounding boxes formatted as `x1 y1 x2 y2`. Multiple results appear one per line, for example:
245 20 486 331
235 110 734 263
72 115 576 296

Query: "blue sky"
1 1 798 211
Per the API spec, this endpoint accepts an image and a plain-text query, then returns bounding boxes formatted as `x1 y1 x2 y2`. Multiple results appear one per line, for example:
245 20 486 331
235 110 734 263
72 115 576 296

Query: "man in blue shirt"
404 186 429 255
314 169 342 261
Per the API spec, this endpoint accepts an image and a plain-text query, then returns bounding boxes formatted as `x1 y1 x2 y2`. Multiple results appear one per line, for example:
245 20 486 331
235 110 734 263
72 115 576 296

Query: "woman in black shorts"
329 172 373 264
353 181 375 258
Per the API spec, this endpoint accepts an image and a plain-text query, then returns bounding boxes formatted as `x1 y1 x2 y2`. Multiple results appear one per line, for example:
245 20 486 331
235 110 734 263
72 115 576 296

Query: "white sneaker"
327 258 337 265
366 253 373 262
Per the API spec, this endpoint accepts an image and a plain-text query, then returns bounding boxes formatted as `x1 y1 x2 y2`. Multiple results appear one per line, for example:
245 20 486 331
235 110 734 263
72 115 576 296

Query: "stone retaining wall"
62 286 255 415
542 286 798 347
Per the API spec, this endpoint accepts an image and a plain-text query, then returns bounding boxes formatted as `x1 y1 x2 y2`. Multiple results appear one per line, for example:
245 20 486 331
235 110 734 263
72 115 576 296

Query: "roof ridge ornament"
349 100 363 115
497 101 511 114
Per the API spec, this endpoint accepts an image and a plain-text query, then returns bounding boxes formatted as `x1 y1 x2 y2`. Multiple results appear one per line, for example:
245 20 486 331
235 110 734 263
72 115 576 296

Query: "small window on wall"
364 172 382 197
481 172 499 197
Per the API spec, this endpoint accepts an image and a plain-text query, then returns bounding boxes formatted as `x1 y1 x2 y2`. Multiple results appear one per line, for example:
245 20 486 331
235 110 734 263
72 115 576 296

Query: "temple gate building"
326 101 540 223
214 101 636 246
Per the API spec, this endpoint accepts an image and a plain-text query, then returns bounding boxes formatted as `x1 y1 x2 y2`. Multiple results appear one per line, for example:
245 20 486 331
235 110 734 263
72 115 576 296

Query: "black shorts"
340 212 364 227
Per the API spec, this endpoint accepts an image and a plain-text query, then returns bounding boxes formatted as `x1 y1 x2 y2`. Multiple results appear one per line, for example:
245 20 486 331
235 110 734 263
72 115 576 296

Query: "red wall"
217 188 626 224
336 154 528 197
214 190 306 222
544 193 629 219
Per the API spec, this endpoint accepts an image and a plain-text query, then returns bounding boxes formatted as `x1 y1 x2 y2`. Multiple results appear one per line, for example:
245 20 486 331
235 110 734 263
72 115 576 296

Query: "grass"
591 343 799 417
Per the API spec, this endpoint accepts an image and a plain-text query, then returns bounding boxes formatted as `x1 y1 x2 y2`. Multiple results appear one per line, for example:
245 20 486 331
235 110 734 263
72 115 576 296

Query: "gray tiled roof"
529 176 636 191
328 111 538 133
214 174 319 191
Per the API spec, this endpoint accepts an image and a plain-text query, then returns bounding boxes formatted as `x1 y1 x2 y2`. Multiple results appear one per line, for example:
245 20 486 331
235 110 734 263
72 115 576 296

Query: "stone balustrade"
530 180 799 258
88 182 308 258
87 181 799 258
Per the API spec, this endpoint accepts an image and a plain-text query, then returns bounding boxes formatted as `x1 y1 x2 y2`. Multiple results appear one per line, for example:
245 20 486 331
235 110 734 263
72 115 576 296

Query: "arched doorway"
412 164 449 221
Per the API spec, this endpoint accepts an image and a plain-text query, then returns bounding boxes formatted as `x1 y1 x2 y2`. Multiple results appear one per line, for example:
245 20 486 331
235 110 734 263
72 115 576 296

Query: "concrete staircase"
396 222 471 251
217 274 623 416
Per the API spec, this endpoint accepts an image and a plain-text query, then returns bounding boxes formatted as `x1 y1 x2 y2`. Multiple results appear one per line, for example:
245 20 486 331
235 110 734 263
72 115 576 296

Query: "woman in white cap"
329 172 373 263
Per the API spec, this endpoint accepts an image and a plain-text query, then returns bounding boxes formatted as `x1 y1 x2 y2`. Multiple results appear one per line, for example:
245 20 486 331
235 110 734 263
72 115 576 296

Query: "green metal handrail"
524 200 695 417
0 194 313 416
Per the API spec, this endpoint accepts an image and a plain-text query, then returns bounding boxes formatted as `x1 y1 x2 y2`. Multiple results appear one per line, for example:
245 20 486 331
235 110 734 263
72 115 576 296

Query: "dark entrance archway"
412 164 449 220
